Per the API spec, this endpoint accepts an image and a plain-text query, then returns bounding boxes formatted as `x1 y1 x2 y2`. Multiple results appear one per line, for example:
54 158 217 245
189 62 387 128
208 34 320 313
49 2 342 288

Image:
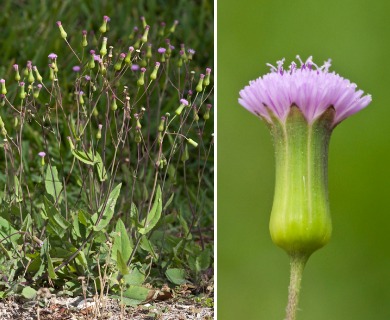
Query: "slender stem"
285 254 308 320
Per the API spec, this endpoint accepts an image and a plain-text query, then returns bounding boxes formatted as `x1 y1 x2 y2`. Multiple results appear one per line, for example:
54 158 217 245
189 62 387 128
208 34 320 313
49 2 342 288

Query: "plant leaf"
71 149 96 165
165 268 187 285
45 166 63 203
138 185 162 234
93 183 122 231
111 218 133 263
21 286 37 299
95 152 108 181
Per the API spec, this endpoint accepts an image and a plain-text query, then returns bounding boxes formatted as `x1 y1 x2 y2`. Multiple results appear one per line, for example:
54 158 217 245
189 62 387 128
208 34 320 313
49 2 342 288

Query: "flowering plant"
239 56 371 320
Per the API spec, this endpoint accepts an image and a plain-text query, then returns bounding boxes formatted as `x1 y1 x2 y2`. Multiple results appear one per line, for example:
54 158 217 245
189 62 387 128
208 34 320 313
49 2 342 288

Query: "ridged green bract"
268 106 334 256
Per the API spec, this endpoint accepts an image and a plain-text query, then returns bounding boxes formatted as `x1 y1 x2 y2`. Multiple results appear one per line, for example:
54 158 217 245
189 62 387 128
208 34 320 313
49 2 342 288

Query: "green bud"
33 84 42 99
28 69 35 83
100 37 108 57
150 62 160 80
187 138 198 148
203 104 212 120
137 68 146 86
114 53 126 71
33 66 43 83
158 116 165 132
19 82 26 99
125 46 134 65
169 20 179 33
99 16 110 33
141 25 150 43
111 95 118 111
96 124 103 140
196 74 205 93
175 99 189 115
0 79 7 95
82 30 88 47
146 44 152 58
268 106 334 256
13 65 21 81
56 21 67 39
140 16 147 29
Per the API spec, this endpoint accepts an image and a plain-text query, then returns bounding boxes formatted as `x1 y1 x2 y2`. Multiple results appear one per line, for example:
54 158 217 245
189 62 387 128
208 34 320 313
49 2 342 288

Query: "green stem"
286 254 308 320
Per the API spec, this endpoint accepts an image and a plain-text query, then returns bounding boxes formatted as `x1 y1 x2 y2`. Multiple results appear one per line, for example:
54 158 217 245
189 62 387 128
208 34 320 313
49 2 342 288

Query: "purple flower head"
129 46 134 52
120 53 126 59
141 67 146 73
165 38 170 44
161 22 166 27
188 49 195 55
72 65 81 72
180 43 185 49
155 62 160 67
145 25 150 30
48 53 57 60
56 21 62 26
133 26 139 32
93 54 101 62
180 98 189 106
0 79 5 84
27 61 32 69
37 84 42 89
238 56 372 126
158 47 166 54
90 49 95 55
179 50 184 56
19 81 25 86
188 90 193 96
199 74 205 79
206 68 212 74
38 152 46 158
207 104 212 109
82 30 87 36
84 75 91 81
103 15 110 22
98 124 103 130
13 64 18 71
169 45 175 50
131 64 140 71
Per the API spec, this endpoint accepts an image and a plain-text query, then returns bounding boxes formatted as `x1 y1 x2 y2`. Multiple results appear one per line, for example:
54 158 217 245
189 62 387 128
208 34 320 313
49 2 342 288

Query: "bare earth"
0 295 214 320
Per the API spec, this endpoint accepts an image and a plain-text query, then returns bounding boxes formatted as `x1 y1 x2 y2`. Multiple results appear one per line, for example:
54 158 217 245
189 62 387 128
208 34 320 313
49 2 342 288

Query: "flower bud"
96 124 103 140
82 30 88 47
99 15 110 33
0 79 7 95
175 99 189 115
137 68 146 86
204 68 212 87
169 20 179 33
111 95 118 111
187 138 198 148
56 21 67 39
150 62 160 80
203 104 212 120
33 66 43 83
100 37 108 57
114 53 126 71
141 25 150 43
125 46 134 65
158 22 166 36
19 82 26 99
158 116 165 132
33 84 42 99
13 64 21 81
140 16 147 29
196 74 205 92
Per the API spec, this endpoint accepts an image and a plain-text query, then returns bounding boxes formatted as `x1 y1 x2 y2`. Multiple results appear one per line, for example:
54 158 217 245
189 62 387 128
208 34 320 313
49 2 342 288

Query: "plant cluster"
0 14 213 305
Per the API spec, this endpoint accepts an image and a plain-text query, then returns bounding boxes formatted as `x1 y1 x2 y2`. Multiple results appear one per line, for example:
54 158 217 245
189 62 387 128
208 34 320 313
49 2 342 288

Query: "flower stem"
285 254 309 320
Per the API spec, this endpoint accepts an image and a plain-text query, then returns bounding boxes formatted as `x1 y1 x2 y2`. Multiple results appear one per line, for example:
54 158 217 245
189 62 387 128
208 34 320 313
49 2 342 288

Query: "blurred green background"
218 0 390 319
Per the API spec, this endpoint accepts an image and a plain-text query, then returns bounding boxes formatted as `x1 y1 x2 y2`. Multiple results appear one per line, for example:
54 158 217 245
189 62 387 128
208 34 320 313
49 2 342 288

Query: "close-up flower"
238 56 372 320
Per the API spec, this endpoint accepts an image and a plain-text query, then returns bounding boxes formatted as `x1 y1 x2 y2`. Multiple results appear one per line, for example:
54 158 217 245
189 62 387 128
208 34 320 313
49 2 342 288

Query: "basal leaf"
165 268 187 285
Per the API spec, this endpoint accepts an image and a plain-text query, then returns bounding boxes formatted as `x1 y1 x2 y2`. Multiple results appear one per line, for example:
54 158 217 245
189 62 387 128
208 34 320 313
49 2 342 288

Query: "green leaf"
95 152 108 181
165 268 187 285
45 166 63 203
116 250 129 275
14 176 23 202
123 267 145 286
198 248 211 271
44 197 70 237
47 253 57 279
163 193 174 210
21 286 37 300
138 185 162 234
0 217 20 242
122 286 150 305
139 236 158 259
71 149 96 165
111 218 133 263
93 183 122 231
